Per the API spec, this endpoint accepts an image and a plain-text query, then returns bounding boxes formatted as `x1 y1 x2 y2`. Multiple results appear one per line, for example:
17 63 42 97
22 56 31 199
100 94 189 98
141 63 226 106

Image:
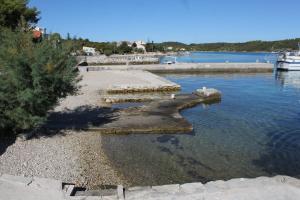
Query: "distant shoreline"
189 50 278 53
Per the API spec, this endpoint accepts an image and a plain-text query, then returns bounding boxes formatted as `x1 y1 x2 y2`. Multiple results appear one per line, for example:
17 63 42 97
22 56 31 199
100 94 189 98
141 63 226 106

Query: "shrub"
117 41 132 54
136 48 145 54
103 49 113 56
0 29 79 134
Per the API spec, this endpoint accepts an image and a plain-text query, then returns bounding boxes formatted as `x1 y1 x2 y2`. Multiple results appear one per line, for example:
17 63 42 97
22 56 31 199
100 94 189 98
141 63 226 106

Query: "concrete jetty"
85 62 274 73
77 54 160 65
1 174 300 200
80 70 180 94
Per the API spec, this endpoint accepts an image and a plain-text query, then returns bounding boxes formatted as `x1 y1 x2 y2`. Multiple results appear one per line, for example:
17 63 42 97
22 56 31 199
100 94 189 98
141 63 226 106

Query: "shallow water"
102 71 300 186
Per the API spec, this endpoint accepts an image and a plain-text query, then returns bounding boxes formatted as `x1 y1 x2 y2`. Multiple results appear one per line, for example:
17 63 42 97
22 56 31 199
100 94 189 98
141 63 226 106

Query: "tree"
103 49 113 56
0 0 39 30
136 48 145 54
0 29 79 134
145 42 154 52
132 42 137 48
67 32 71 40
117 41 132 54
51 32 61 40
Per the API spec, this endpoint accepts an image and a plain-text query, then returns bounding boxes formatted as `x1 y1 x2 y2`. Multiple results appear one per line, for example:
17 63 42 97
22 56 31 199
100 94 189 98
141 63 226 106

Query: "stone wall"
78 55 160 65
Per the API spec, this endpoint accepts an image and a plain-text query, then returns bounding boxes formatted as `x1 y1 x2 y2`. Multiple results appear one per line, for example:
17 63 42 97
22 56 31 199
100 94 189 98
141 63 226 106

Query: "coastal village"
1 1 300 200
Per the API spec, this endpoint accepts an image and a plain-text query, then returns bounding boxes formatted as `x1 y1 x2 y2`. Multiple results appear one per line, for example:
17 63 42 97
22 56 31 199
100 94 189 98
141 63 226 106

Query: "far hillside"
60 35 300 54
160 39 300 52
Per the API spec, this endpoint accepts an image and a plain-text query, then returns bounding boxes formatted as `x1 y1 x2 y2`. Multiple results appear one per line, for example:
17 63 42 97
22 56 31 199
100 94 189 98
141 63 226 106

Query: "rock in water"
195 88 221 98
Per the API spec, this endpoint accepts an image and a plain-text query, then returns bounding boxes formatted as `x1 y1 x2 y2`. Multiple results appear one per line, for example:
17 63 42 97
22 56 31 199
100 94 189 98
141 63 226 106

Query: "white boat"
163 56 177 64
276 44 300 71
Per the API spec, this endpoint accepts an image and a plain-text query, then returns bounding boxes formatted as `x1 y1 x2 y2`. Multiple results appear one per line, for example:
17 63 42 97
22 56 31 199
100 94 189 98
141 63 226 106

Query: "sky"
29 0 300 44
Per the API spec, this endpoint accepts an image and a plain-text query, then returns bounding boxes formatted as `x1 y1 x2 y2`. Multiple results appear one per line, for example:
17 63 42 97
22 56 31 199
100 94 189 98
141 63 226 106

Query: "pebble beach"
0 69 181 188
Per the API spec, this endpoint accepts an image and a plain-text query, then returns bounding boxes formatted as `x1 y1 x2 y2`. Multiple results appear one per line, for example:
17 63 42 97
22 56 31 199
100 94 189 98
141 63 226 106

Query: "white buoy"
171 94 175 99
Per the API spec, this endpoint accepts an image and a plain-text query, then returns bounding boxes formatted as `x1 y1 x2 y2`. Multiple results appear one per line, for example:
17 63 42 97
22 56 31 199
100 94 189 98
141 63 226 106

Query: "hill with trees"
65 37 300 55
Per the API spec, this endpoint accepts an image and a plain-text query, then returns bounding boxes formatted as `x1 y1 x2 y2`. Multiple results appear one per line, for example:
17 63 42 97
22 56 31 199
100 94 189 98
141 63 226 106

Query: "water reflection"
276 71 300 89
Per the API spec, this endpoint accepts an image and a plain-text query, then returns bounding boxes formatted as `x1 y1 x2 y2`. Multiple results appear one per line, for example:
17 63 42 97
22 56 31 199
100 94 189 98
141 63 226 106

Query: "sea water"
102 53 300 186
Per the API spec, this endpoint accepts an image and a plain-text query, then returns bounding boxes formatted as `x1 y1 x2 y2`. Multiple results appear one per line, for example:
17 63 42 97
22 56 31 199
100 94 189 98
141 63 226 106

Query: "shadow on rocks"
0 135 16 156
37 106 118 138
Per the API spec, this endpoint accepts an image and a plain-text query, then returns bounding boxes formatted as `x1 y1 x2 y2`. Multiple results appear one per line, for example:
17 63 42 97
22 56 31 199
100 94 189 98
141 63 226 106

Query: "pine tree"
0 0 39 30
0 29 79 134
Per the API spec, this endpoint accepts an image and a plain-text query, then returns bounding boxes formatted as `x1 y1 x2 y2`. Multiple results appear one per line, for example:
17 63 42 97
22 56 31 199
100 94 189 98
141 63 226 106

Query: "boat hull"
276 62 300 71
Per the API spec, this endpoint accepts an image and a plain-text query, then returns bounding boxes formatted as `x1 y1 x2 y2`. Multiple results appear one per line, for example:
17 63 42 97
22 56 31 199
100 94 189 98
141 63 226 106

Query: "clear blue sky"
29 0 300 43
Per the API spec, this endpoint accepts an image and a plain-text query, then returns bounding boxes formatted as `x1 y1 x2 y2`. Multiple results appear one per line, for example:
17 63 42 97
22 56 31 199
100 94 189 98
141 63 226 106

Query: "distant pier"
84 62 274 73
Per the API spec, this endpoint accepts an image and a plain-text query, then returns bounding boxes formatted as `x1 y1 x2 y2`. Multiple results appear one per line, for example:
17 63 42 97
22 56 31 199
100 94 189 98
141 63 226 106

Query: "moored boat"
277 44 300 71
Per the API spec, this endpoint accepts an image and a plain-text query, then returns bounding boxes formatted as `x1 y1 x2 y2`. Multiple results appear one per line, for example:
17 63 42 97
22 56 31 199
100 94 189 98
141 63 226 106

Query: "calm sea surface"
102 52 300 186
160 51 278 63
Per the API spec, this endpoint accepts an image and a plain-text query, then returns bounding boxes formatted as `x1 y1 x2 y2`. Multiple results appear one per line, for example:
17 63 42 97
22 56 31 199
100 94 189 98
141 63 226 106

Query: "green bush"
117 41 132 54
103 49 113 56
136 48 145 54
0 29 79 134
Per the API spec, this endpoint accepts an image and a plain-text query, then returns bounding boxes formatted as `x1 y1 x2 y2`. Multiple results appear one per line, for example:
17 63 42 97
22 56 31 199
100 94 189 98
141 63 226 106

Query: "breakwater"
77 54 160 65
84 62 274 73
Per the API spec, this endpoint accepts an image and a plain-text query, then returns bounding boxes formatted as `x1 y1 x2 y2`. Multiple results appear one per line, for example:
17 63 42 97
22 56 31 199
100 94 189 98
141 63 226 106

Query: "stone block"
273 175 300 187
69 197 116 200
180 182 205 194
78 66 88 72
127 186 152 192
31 177 62 191
204 180 229 193
152 184 180 194
117 185 124 200
125 190 154 200
0 174 33 186
63 184 75 197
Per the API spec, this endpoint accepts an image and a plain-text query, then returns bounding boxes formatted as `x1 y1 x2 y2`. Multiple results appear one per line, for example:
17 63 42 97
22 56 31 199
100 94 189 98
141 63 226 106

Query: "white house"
34 26 45 34
132 40 146 52
82 46 96 56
